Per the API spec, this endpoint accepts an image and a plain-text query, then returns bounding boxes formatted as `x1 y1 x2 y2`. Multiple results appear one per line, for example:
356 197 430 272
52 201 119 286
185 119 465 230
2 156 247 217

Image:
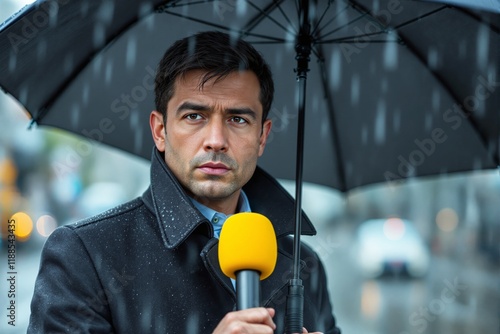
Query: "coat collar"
142 148 316 250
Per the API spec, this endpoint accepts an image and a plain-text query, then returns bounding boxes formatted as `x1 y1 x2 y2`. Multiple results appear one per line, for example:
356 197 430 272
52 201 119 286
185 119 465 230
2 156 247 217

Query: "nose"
204 118 228 153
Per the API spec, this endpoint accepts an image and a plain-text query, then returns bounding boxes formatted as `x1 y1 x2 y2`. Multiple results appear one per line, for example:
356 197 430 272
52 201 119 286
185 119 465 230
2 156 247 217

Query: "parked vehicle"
355 218 430 278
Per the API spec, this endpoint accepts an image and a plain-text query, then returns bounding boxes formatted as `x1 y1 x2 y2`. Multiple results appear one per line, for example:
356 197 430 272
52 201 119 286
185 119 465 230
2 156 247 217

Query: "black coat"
28 149 341 333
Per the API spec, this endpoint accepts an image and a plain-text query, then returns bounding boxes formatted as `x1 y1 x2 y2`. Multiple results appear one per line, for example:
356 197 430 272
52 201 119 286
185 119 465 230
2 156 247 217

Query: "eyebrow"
176 101 258 121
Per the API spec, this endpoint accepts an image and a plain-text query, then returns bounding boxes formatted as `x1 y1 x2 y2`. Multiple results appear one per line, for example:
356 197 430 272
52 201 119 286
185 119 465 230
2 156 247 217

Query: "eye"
229 116 247 124
184 113 203 121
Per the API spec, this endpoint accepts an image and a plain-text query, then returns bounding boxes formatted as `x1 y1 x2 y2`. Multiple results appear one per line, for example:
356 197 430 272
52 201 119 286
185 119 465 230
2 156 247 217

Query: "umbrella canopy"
0 0 499 193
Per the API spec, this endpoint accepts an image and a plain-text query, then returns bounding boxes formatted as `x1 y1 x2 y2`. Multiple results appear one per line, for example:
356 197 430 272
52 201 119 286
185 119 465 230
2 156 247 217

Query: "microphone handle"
236 270 260 310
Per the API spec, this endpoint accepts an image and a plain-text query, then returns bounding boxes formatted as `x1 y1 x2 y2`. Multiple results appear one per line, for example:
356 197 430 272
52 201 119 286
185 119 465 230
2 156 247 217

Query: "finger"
245 307 276 329
228 308 276 329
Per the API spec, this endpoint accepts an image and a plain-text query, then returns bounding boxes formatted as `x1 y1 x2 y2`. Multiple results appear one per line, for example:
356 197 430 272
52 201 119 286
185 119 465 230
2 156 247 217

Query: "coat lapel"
201 238 237 306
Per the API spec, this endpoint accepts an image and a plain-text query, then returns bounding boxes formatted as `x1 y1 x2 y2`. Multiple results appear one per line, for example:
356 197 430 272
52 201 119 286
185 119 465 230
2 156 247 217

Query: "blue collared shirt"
189 190 251 238
190 191 251 290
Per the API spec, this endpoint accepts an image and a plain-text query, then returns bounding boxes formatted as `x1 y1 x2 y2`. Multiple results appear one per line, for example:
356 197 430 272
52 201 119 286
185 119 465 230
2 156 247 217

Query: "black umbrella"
1 0 499 331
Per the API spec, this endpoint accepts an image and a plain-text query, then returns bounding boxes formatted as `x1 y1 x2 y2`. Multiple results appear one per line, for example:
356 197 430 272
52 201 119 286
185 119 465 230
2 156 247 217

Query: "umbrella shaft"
293 74 307 280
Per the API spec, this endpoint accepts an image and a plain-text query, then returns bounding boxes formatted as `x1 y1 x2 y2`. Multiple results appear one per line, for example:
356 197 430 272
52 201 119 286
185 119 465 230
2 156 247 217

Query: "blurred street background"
1 1 499 333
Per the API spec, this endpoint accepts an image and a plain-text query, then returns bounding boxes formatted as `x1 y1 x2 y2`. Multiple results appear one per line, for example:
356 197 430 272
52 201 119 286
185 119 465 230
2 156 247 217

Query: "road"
306 219 500 334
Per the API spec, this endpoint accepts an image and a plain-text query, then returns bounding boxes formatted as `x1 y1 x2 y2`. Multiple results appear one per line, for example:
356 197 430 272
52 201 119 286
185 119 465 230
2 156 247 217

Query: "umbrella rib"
274 0 299 33
314 3 350 37
310 0 334 37
316 35 399 44
310 0 403 44
320 12 370 39
238 0 288 37
295 0 300 21
244 1 296 35
391 6 447 31
246 40 293 44
157 0 212 7
159 9 286 43
312 46 348 191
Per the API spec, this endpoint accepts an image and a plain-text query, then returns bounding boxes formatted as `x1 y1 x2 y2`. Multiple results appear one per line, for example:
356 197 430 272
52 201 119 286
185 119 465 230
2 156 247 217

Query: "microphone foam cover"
218 212 277 280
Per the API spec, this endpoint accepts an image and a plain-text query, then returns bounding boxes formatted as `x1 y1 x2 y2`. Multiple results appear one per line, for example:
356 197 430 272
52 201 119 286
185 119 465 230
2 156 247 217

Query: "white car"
355 218 430 278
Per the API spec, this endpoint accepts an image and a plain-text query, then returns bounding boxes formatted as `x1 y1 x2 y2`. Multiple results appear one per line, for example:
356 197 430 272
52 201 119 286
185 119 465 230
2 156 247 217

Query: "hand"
213 307 276 333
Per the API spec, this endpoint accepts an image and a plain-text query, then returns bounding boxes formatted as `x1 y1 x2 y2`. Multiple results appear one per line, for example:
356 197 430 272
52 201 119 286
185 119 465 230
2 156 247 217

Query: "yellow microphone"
218 212 277 310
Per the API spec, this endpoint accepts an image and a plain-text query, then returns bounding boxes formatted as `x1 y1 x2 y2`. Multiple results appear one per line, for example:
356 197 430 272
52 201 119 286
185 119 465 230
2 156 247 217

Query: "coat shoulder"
66 197 147 231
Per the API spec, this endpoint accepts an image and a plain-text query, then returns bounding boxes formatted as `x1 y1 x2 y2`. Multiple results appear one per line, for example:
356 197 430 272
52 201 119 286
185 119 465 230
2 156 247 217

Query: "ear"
150 111 166 152
258 119 273 157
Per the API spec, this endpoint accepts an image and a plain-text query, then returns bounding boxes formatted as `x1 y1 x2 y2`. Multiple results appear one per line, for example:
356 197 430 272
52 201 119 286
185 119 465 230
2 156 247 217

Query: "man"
28 31 341 333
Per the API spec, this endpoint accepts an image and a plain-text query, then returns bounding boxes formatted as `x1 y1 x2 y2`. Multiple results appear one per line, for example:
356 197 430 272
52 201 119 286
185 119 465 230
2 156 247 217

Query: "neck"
193 190 241 215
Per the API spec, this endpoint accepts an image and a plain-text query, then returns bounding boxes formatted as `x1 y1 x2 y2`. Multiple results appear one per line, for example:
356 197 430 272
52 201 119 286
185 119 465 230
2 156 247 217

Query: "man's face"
151 70 272 213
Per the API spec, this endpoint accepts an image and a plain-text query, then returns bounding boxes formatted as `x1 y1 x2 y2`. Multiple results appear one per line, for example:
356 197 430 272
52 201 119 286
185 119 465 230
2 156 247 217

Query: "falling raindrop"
321 117 328 139
427 48 438 69
351 74 360 105
93 23 105 48
82 83 90 105
374 100 386 145
383 40 398 70
285 29 295 51
47 1 59 27
144 11 155 30
36 39 47 61
93 55 103 75
80 1 89 18
130 108 139 128
476 25 489 69
335 0 348 27
105 60 114 85
71 103 80 129
126 38 137 70
236 0 247 16
186 312 200 334
96 0 115 25
138 2 153 18
19 85 29 105
432 89 441 112
330 50 342 90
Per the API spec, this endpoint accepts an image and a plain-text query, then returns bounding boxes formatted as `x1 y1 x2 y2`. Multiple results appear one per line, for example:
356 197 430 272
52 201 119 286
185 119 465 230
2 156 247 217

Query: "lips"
198 162 230 176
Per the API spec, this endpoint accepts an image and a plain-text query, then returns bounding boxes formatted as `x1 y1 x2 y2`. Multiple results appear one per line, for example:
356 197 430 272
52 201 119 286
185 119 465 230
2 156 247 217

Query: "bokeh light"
436 208 459 232
10 211 33 240
36 214 58 237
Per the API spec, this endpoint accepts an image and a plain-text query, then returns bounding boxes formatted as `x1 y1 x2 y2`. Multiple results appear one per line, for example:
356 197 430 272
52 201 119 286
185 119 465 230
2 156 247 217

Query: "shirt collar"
189 190 251 238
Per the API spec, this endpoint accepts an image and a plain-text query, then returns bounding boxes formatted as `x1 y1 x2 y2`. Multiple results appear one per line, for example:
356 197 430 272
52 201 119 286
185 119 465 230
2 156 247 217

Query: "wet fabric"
28 148 341 333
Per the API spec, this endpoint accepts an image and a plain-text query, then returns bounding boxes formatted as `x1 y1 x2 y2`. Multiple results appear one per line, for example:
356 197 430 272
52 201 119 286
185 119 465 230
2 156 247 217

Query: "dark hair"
155 31 274 122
